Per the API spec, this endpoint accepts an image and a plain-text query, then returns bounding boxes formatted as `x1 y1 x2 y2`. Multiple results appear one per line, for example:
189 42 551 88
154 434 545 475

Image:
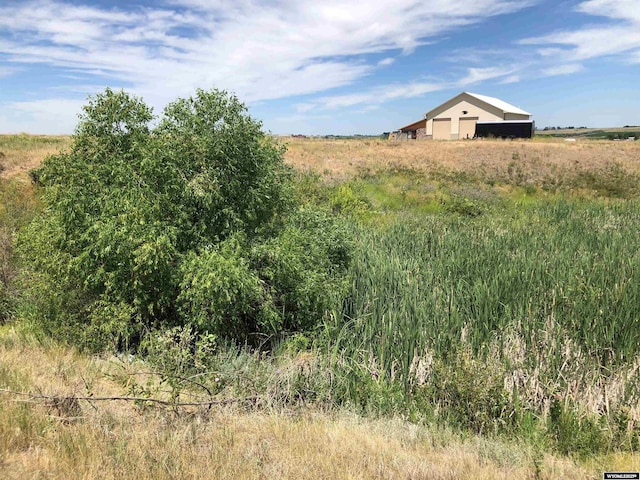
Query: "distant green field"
535 126 639 139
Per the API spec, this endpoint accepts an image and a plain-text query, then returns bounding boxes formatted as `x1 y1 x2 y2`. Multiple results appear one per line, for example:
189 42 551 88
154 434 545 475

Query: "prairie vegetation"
2 101 640 478
0 134 70 180
284 137 640 197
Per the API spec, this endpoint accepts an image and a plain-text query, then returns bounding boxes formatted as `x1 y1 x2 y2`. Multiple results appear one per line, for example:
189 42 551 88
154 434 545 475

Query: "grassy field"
2 134 640 477
0 134 70 181
284 137 640 196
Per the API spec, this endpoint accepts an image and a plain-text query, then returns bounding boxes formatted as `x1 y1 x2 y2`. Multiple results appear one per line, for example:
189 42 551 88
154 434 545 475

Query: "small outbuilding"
397 118 427 140
426 92 531 140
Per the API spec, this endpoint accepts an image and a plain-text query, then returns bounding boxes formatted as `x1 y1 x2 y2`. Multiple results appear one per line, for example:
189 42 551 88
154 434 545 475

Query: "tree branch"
0 388 258 407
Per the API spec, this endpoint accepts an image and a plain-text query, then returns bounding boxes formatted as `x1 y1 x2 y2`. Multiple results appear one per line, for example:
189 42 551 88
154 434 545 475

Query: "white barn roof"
465 92 531 116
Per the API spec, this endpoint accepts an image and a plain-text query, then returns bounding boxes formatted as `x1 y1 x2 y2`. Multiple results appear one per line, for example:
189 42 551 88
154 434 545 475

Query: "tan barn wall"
504 113 531 121
458 117 479 140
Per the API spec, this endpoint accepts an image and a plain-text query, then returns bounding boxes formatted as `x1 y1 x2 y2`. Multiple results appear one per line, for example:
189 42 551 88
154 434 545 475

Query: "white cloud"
0 66 20 78
298 80 444 112
295 61 524 113
500 75 521 84
542 63 584 76
521 26 640 61
578 0 640 23
0 0 536 109
520 0 640 62
378 57 395 66
457 66 517 85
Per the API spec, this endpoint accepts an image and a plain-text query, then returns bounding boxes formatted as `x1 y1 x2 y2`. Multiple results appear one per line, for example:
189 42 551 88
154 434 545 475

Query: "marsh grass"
0 178 41 321
324 199 640 452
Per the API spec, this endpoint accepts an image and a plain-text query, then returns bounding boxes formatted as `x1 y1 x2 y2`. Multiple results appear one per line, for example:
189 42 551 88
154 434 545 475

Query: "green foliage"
418 349 514 435
325 198 640 452
442 195 484 217
278 332 311 354
141 324 218 379
18 88 351 349
0 180 40 322
293 171 329 206
548 400 610 456
177 236 267 340
330 183 371 218
605 132 639 140
249 207 353 335
575 162 640 197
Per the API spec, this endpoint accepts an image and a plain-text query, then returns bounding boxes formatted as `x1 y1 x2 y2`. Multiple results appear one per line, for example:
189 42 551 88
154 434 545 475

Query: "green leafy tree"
20 88 351 350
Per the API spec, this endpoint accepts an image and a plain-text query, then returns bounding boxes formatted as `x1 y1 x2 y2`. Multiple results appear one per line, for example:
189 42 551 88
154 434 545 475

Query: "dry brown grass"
2 134 638 194
282 137 640 190
0 135 70 181
1 327 637 479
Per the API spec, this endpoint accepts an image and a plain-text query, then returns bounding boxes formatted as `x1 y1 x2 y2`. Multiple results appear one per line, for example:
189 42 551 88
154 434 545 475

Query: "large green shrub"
19 88 351 349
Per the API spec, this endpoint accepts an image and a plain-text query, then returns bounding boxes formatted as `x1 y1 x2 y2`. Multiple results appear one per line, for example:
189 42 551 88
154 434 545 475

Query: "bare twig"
116 370 214 398
0 388 258 407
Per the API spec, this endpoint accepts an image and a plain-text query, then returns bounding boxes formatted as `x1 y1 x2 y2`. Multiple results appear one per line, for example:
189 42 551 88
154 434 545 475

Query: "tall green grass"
326 198 640 448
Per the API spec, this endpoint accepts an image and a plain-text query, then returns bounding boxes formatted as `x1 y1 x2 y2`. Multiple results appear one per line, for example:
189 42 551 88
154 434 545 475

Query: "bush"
249 207 353 335
19 88 351 349
177 235 268 340
418 349 515 435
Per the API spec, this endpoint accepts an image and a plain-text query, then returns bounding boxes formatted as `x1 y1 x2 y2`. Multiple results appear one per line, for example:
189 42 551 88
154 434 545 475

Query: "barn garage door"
459 117 478 140
432 118 451 140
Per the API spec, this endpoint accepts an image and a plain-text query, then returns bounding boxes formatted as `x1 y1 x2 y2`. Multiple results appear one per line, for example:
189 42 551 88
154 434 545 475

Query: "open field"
0 135 70 181
2 134 640 477
283 137 640 191
3 134 640 187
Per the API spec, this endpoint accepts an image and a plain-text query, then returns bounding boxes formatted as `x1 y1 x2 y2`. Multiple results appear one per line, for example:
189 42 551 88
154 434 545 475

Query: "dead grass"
0 135 70 181
2 134 638 196
282 137 640 192
0 327 637 479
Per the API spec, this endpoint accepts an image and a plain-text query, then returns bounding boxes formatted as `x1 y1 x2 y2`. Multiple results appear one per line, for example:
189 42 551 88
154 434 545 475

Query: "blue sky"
0 0 639 135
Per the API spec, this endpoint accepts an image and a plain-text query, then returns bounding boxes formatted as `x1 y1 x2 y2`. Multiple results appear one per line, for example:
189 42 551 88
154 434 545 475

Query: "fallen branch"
113 370 214 398
0 388 258 407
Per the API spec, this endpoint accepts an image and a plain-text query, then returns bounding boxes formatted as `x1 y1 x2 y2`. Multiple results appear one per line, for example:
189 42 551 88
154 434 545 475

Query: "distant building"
395 92 532 140
397 118 427 140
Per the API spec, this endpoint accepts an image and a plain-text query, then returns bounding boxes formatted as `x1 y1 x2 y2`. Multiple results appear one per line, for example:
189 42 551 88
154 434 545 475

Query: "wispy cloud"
457 66 517 86
520 0 640 63
542 63 584 76
296 81 444 112
0 66 20 79
500 75 521 84
295 62 523 113
0 0 535 108
378 57 396 67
